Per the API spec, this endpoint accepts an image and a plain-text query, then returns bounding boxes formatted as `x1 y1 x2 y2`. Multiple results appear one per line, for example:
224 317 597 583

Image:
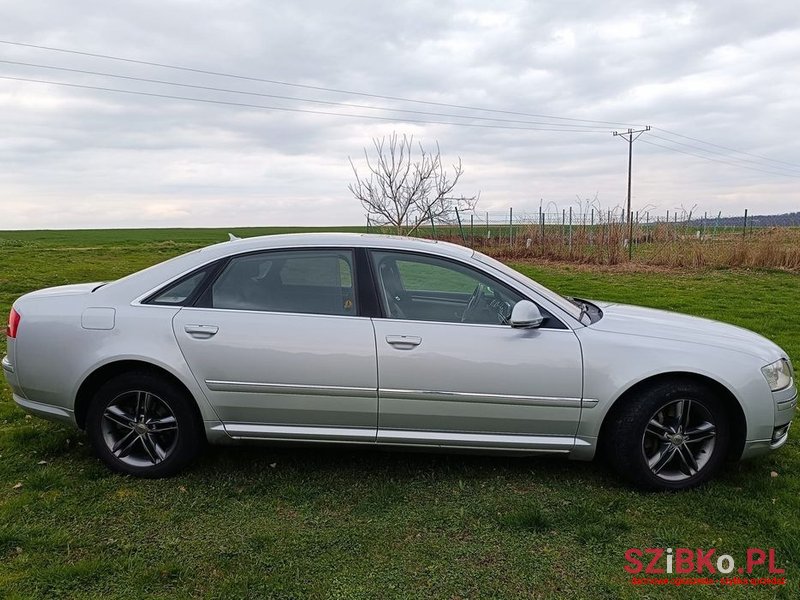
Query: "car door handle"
184 324 219 338
385 335 422 348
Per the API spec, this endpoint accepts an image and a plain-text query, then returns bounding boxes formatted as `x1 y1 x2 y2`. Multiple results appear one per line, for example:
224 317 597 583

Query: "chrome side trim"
377 429 585 449
1 356 13 374
373 316 571 333
218 423 377 441
213 423 584 453
205 380 376 397
180 305 372 321
581 398 599 409
380 388 582 408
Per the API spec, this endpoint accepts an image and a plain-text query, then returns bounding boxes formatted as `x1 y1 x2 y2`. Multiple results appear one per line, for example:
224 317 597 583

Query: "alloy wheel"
641 398 717 482
100 390 180 467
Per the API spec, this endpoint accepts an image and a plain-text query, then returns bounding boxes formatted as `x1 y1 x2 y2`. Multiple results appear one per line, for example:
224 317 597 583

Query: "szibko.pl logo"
624 548 785 586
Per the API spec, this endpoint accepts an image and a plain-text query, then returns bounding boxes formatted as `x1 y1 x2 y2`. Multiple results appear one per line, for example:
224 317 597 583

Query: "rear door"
171 248 378 442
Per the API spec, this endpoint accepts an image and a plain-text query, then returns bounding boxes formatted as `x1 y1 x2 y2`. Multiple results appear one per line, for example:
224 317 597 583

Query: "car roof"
203 232 474 260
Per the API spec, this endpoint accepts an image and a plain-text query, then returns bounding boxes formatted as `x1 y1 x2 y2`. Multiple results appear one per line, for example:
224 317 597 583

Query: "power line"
4 40 797 181
648 132 800 175
0 39 643 128
0 75 612 133
640 138 800 179
0 59 611 130
652 127 800 170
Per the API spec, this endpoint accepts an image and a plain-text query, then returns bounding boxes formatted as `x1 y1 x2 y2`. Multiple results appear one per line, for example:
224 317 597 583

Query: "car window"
370 251 524 325
209 250 357 316
473 251 583 322
147 268 209 305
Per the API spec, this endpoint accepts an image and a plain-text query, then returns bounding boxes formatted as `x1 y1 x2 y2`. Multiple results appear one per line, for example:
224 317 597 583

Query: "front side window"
207 250 357 316
370 251 524 325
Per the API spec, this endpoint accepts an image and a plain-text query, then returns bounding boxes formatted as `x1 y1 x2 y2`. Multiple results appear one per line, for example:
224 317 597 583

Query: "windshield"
473 251 584 322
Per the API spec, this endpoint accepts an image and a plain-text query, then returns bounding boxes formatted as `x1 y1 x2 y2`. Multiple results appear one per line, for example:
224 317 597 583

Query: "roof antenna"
227 233 241 241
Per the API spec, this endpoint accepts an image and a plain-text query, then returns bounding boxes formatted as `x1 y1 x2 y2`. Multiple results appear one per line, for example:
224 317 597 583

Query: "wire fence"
367 206 800 269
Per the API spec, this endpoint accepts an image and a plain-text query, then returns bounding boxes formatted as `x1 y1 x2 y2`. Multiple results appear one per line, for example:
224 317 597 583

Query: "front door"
172 248 377 442
369 250 583 452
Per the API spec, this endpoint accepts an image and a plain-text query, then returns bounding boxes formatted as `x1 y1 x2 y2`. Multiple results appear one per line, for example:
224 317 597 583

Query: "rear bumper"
3 354 24 396
2 355 14 374
12 393 76 426
4 353 76 427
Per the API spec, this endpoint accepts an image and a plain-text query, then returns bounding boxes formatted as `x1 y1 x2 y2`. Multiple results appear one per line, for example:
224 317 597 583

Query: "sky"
0 0 798 229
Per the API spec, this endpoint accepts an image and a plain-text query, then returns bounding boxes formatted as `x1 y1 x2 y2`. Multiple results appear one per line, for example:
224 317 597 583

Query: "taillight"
6 307 20 338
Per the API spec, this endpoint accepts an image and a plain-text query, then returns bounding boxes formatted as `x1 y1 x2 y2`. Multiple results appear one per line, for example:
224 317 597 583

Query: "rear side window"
147 268 210 305
208 250 357 316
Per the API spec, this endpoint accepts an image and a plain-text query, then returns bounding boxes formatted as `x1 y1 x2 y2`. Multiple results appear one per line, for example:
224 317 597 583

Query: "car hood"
587 301 785 361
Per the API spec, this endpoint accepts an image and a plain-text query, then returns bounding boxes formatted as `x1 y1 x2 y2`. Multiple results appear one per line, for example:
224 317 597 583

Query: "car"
2 233 796 490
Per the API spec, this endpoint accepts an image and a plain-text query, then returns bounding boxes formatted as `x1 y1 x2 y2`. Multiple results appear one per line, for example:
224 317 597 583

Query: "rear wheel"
606 380 731 491
86 372 203 477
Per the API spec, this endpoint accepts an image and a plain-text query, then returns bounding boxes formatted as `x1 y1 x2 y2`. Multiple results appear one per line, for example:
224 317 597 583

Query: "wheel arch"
74 359 205 433
597 371 747 461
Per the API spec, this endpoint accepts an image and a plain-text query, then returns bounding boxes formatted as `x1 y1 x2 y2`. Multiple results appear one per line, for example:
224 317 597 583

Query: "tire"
606 379 731 491
86 371 204 477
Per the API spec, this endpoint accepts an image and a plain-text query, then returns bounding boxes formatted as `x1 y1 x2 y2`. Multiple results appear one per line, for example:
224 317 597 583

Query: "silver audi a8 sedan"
2 233 795 490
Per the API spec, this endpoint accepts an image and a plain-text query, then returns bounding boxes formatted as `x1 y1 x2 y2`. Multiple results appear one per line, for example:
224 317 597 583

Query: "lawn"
0 228 798 599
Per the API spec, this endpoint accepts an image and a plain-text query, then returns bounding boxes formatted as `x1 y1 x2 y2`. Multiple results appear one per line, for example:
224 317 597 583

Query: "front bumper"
741 386 796 459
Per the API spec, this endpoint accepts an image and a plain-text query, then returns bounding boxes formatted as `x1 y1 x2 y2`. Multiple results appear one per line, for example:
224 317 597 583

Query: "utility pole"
613 126 650 259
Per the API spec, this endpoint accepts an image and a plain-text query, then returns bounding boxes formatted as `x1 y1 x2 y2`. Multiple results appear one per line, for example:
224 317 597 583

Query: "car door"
369 250 583 452
171 248 378 442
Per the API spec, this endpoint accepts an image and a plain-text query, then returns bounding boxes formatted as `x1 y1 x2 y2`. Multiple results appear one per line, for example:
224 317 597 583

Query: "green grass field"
1 228 798 599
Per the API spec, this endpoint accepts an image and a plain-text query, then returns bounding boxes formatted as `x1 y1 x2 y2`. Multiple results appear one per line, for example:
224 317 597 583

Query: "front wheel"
86 372 203 477
606 380 731 491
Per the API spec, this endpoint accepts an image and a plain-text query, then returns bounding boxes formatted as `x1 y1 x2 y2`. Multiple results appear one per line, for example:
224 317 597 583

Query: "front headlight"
762 359 794 392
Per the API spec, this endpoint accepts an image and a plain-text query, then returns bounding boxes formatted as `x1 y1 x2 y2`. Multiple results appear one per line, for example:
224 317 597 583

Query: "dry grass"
443 225 800 271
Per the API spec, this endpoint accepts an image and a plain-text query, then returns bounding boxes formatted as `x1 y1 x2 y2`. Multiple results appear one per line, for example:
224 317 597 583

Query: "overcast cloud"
0 0 798 229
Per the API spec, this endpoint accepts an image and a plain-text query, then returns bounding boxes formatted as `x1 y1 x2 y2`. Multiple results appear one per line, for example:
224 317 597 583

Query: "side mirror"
509 300 544 328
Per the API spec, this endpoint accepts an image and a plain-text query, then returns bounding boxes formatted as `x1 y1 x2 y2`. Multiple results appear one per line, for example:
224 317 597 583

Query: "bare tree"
348 132 478 235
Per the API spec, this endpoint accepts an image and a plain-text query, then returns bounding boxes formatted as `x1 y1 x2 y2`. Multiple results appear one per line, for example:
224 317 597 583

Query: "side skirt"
210 423 590 456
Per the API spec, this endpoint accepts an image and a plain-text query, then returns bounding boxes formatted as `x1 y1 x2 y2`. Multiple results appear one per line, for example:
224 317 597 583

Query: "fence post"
540 211 545 245
470 214 474 248
568 207 573 256
590 208 594 246
743 209 748 238
628 211 633 259
366 215 371 232
538 206 543 244
455 207 466 244
509 207 513 248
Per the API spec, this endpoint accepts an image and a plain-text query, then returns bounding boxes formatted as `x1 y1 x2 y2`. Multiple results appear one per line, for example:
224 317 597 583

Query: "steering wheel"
461 283 485 322
388 295 407 319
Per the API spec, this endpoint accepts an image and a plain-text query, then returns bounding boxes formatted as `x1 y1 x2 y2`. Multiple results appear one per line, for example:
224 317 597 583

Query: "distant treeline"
688 211 800 228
